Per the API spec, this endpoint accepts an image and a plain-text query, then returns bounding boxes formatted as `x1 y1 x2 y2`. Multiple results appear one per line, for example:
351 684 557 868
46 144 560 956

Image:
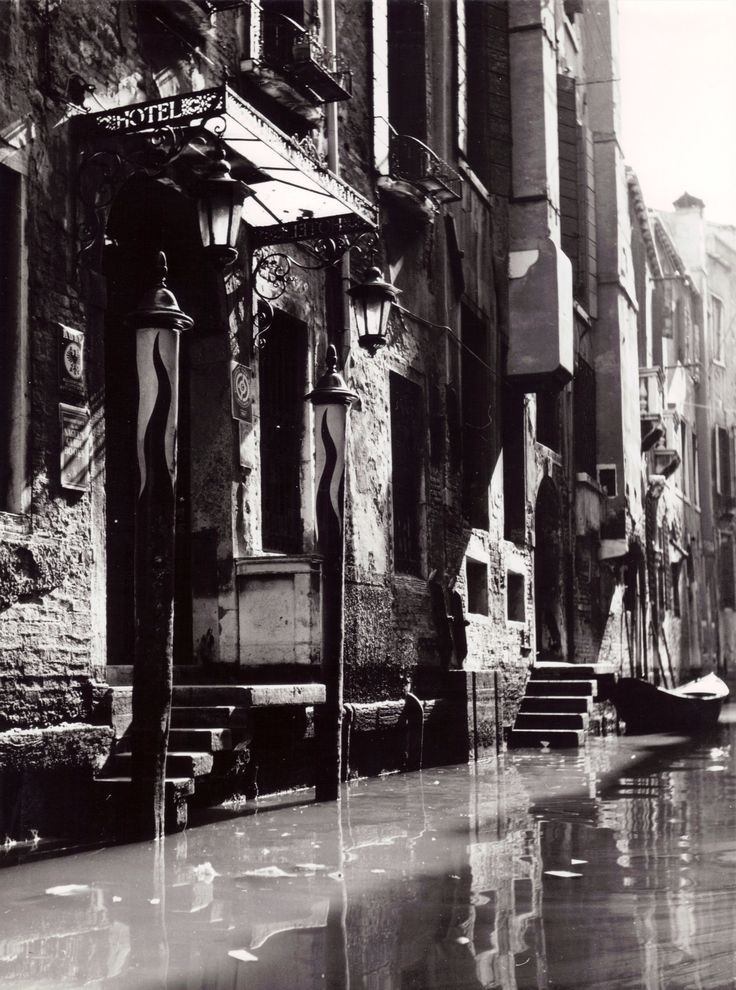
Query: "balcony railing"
244 7 352 105
639 367 665 419
388 134 462 206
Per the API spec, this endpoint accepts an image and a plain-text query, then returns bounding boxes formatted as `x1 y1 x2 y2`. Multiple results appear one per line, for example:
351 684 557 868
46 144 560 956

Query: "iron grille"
389 134 462 205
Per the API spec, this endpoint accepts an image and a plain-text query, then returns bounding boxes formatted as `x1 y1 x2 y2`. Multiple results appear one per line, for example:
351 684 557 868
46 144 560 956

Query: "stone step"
520 695 593 714
171 706 251 728
525 679 596 697
169 728 233 752
515 712 588 731
107 751 214 778
172 683 325 708
95 775 195 798
531 662 616 680
507 728 584 749
94 776 194 832
105 665 322 687
115 728 233 753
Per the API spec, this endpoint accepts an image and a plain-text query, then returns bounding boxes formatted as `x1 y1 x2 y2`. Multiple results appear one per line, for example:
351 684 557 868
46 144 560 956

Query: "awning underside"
80 85 377 247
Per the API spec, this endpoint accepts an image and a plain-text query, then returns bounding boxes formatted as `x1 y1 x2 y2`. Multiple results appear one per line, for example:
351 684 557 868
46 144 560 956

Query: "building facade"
661 197 736 678
0 0 728 841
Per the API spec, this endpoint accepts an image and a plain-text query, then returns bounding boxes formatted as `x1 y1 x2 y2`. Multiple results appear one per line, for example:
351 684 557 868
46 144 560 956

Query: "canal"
2 710 736 989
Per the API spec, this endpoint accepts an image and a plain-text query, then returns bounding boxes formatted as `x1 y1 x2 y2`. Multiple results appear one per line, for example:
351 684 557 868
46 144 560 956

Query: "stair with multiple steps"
508 662 608 749
95 672 325 831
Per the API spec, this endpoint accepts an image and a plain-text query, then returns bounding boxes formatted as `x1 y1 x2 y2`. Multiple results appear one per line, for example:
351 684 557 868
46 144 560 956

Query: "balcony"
639 367 665 419
379 134 462 214
241 7 352 112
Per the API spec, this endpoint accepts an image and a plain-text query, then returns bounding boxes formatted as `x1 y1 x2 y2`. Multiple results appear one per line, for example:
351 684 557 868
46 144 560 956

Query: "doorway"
103 177 220 666
534 477 564 657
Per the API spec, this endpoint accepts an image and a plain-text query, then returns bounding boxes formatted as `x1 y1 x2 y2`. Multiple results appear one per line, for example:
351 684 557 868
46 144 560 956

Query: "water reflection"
2 713 736 989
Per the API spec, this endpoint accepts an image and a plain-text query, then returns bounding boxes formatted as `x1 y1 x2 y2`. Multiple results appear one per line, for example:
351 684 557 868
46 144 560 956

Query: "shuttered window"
557 75 579 277
573 356 596 476
715 425 732 497
719 532 736 609
502 379 525 541
461 305 492 528
387 0 427 141
557 75 597 315
457 1 511 194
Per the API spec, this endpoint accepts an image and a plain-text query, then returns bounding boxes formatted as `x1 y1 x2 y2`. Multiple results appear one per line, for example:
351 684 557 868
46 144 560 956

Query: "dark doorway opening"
104 177 220 666
259 308 308 554
534 477 564 657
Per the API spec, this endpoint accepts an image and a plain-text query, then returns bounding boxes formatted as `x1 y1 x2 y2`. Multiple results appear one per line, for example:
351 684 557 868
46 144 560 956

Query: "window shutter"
580 123 597 317
387 0 428 141
557 75 579 281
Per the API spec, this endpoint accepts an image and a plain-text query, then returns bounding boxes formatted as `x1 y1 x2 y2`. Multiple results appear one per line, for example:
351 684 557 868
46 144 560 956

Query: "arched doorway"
103 176 222 666
534 476 564 658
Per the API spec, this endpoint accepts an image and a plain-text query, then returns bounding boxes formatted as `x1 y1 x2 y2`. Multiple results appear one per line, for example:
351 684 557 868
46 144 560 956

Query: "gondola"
613 672 729 733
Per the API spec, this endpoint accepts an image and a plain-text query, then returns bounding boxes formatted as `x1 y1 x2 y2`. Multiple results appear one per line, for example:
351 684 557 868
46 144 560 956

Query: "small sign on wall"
230 361 253 422
59 403 90 492
59 324 85 398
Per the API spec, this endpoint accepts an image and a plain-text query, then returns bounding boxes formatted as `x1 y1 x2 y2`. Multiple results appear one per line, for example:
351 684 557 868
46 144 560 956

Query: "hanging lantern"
193 146 252 269
347 266 401 356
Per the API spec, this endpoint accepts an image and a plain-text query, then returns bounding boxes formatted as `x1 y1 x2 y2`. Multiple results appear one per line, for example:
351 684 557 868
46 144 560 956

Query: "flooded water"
3 711 736 989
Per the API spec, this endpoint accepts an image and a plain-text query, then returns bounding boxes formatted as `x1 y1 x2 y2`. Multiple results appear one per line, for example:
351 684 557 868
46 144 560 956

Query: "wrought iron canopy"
75 84 377 250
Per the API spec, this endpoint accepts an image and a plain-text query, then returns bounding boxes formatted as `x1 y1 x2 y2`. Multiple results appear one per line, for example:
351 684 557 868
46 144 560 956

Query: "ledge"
0 724 114 772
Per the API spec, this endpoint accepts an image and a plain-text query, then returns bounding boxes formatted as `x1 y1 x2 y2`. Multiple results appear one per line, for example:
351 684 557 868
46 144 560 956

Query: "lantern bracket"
251 230 381 348
76 121 229 274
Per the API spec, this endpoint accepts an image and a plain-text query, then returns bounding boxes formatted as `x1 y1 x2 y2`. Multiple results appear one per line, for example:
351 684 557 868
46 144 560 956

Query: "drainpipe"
324 0 339 176
324 0 353 362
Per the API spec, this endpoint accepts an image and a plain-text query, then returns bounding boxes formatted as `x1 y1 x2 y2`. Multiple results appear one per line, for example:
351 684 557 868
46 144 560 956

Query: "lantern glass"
348 267 401 356
194 164 250 268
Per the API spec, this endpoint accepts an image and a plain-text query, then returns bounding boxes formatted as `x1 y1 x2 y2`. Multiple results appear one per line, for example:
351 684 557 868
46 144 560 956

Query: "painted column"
306 345 358 802
126 252 193 839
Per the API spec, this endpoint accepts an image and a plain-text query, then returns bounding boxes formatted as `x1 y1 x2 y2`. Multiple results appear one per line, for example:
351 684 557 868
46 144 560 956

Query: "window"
691 432 699 505
573 357 596 476
557 76 597 311
390 373 424 575
598 465 617 497
557 75 579 276
259 310 307 554
536 388 562 452
502 379 525 540
680 421 690 499
387 0 427 142
719 532 735 609
677 297 693 365
714 425 732 497
457 0 511 192
466 559 489 615
671 561 681 617
507 571 525 622
0 162 28 515
461 304 492 528
710 294 724 363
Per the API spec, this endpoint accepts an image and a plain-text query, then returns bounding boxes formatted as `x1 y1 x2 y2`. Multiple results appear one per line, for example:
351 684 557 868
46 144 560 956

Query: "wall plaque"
59 403 90 492
58 324 85 398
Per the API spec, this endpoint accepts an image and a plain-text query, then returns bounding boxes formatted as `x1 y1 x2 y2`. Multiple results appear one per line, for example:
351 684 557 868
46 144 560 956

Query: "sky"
618 0 736 226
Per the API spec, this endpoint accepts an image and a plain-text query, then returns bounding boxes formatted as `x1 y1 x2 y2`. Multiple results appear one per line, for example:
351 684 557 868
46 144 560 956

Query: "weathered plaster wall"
0 1 240 722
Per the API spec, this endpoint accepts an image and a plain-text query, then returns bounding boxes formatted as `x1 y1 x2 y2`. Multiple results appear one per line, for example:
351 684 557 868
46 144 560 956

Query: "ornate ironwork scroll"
76 124 227 273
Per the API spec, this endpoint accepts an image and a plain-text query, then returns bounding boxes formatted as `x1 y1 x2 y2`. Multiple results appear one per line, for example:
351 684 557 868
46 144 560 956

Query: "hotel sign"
251 212 372 249
83 88 226 135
